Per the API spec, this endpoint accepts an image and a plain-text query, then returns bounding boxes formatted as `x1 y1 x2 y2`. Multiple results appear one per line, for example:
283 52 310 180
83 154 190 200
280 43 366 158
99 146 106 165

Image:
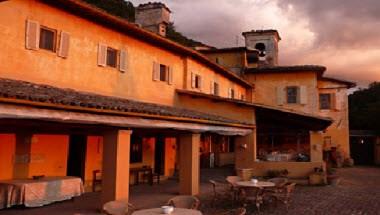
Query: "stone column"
310 131 323 162
179 133 200 195
234 129 256 169
101 130 132 205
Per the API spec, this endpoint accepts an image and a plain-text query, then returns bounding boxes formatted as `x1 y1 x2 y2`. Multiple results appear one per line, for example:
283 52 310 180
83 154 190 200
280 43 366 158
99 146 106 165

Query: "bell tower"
242 30 281 66
135 2 171 37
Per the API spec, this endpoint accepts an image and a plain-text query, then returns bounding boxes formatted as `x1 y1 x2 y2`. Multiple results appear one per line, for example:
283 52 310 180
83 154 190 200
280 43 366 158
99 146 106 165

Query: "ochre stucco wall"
318 80 350 157
0 134 16 180
0 0 252 123
84 136 103 191
28 134 69 177
245 72 319 114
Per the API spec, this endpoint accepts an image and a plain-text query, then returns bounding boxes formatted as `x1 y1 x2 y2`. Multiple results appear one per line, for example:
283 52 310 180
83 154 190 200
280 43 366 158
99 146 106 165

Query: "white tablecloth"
0 176 84 209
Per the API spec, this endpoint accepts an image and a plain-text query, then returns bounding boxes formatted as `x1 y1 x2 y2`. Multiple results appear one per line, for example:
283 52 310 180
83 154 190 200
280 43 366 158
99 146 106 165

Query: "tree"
84 1 205 48
349 82 380 132
83 0 135 21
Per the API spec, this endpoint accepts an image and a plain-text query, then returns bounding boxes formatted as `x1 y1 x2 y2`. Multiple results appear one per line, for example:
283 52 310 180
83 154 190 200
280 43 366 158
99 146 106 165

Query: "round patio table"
132 208 202 215
236 181 275 188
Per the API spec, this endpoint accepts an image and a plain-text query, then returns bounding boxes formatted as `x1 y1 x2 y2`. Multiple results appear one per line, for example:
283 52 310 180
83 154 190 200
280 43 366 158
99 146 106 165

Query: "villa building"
0 0 350 206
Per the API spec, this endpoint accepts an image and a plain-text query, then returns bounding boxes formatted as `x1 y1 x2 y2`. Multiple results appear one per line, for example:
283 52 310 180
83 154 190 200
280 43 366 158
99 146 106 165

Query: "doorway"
154 136 165 175
67 135 87 180
350 136 375 165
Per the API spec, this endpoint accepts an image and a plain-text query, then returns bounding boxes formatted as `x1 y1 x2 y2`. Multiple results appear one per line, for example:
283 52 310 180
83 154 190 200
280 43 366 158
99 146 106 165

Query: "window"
286 86 299 104
194 75 201 89
319 94 332 110
241 94 245 101
39 27 56 52
213 82 219 96
159 64 168 81
191 73 202 89
106 47 118 68
130 136 143 163
229 88 235 99
246 52 259 64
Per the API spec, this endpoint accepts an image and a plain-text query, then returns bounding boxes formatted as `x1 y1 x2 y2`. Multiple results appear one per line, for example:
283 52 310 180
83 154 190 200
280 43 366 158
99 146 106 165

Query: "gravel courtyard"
0 166 379 215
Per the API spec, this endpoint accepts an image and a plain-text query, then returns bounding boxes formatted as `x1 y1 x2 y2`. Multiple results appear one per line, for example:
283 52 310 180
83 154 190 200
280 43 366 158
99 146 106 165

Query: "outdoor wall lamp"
240 143 247 149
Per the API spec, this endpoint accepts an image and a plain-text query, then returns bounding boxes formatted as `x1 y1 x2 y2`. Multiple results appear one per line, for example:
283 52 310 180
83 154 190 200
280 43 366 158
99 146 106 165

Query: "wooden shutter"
198 76 202 90
119 49 128 72
58 31 70 58
25 20 40 50
228 88 232 98
210 81 215 94
97 43 107 66
167 66 173 85
191 73 196 88
276 87 284 105
332 93 342 110
300 86 308 104
152 62 160 81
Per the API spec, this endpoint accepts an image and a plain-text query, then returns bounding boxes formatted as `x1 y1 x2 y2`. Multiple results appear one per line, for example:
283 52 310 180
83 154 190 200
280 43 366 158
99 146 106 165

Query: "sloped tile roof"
0 78 251 126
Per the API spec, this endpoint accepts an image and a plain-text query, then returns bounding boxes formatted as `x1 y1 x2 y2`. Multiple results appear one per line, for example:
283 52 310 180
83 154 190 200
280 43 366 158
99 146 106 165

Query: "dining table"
236 180 276 211
132 208 202 215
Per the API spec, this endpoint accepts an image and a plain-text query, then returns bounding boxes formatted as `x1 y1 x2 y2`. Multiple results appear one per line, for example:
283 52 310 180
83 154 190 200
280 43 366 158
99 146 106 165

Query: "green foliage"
349 82 380 132
83 1 205 47
83 0 135 21
166 23 206 47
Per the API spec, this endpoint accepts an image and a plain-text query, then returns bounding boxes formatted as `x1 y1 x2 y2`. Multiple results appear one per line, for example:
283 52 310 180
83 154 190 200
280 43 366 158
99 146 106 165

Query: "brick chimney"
135 2 171 37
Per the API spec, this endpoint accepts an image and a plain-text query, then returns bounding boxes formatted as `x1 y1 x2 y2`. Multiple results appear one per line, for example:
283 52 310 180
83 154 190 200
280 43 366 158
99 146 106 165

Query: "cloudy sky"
131 0 380 87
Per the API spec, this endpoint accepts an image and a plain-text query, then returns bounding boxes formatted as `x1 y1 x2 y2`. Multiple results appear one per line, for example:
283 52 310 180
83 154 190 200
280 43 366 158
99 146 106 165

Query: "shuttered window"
228 88 235 99
286 86 299 104
159 64 167 81
191 73 201 89
106 47 117 68
119 49 127 72
25 20 40 50
39 27 56 52
168 67 173 85
58 31 70 58
319 93 332 109
210 81 219 96
98 43 107 66
152 62 160 81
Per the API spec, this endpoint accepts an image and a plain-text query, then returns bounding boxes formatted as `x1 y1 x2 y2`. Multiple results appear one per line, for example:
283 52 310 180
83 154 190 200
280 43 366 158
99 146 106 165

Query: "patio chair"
240 187 263 212
267 177 288 187
209 180 233 207
269 182 296 211
221 207 247 215
103 201 134 215
226 176 241 201
167 195 200 210
267 177 288 193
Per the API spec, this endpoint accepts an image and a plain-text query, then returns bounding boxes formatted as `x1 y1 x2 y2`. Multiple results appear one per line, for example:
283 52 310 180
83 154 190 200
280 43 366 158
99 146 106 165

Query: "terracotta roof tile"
0 78 250 125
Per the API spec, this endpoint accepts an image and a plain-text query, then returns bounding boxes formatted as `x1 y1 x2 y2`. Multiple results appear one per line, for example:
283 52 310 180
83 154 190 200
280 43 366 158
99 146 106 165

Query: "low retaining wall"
249 161 326 178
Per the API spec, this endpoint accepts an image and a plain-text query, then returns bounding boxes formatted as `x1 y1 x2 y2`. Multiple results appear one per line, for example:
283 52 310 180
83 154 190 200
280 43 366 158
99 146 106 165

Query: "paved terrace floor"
0 166 379 215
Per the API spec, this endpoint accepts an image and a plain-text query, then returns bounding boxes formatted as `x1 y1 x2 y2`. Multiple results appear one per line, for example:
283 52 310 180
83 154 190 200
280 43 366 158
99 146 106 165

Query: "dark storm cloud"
278 0 380 48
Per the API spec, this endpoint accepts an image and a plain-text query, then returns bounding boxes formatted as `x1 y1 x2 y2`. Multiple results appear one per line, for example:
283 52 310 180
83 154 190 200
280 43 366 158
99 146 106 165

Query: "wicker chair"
209 180 232 207
267 177 288 187
226 176 241 202
167 195 200 210
103 201 134 215
222 207 247 215
269 182 296 210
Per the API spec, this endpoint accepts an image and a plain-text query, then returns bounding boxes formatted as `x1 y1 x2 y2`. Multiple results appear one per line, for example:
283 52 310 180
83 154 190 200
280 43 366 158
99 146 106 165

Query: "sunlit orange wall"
0 0 251 124
0 134 16 180
84 136 103 191
28 134 69 177
318 80 350 157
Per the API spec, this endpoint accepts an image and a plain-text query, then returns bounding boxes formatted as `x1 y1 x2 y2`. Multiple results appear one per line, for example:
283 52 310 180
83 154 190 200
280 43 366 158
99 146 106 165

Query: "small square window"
39 27 56 52
159 64 168 82
213 82 219 96
106 48 118 68
286 86 299 104
320 94 332 109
